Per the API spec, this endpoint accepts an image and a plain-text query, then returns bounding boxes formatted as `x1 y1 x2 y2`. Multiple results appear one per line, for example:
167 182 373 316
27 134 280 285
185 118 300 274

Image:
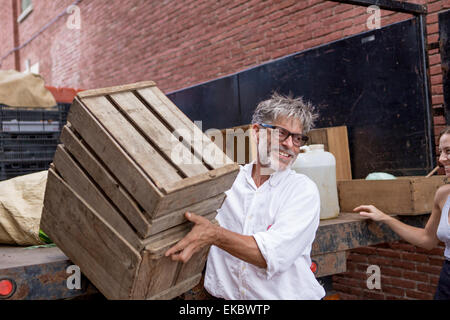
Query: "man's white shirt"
204 162 326 300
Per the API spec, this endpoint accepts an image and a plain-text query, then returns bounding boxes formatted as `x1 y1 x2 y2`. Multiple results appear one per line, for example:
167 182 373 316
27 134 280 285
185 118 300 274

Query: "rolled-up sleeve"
252 181 320 279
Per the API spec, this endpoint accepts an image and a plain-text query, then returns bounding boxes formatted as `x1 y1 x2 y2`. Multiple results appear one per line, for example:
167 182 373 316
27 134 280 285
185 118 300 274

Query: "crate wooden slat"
81 95 183 187
41 81 239 300
307 126 352 181
59 124 229 236
154 165 238 217
337 176 446 214
41 169 142 300
76 81 157 98
59 125 152 238
108 91 210 177
66 82 239 221
41 168 213 299
137 86 231 170
67 99 163 216
52 145 144 251
147 193 225 235
78 82 232 170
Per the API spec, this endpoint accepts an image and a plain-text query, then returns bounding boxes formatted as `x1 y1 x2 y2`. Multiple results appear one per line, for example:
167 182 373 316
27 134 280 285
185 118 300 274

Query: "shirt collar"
243 161 292 189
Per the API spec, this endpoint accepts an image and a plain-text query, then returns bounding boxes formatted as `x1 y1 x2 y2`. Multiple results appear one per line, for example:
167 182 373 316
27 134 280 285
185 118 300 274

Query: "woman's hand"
353 205 390 222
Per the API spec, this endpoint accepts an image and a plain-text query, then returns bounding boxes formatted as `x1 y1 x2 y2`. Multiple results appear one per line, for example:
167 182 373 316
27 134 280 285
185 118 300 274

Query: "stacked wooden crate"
40 81 239 300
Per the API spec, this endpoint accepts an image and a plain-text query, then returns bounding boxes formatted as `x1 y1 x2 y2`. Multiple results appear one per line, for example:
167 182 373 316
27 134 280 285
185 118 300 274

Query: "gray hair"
251 92 318 132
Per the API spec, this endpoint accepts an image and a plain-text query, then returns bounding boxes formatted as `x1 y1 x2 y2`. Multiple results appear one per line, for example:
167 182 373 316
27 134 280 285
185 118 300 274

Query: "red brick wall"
1 0 449 300
333 241 446 299
0 0 437 93
0 0 17 70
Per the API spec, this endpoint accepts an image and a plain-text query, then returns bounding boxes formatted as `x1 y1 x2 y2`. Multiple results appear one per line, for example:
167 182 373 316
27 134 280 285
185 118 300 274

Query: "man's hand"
165 212 267 268
164 212 218 263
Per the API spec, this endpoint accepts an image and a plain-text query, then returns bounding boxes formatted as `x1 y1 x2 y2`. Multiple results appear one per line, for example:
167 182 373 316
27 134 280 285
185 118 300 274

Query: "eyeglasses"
259 123 309 147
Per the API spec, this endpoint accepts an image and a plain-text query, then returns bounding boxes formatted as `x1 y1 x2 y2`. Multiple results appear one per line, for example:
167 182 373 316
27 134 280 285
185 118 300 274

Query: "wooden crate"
40 81 239 299
41 168 213 299
337 176 446 215
60 81 238 237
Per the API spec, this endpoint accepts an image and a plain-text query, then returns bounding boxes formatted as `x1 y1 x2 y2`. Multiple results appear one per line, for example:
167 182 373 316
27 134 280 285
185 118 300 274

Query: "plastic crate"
0 103 70 133
0 150 56 162
0 142 57 152
0 140 58 153
0 103 70 181
2 120 61 132
0 132 60 154
0 159 52 181
0 132 61 145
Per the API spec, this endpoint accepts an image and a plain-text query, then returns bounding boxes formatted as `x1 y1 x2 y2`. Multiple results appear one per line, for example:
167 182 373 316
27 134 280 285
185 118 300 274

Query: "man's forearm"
165 212 268 268
213 225 267 269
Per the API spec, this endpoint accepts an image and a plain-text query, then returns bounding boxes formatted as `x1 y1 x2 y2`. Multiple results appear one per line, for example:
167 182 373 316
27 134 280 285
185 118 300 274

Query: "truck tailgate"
0 245 97 300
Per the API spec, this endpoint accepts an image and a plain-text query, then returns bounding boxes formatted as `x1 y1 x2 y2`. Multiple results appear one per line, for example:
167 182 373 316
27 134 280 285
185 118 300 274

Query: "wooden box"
40 81 239 299
337 176 446 215
59 81 238 238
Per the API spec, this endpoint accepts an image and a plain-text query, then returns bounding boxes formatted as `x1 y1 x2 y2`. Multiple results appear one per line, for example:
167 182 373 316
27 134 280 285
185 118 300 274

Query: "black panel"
168 18 432 179
239 18 430 178
328 0 426 15
167 75 240 131
440 10 450 125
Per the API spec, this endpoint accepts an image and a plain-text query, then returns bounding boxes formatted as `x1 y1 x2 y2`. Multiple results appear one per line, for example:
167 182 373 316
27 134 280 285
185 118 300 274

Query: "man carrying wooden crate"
165 93 325 300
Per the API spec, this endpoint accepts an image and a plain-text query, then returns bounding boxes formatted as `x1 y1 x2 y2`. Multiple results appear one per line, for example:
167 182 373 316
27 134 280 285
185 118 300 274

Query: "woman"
354 127 450 300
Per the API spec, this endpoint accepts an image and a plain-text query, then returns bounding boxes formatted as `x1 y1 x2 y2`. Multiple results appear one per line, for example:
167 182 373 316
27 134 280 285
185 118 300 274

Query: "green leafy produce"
39 229 53 244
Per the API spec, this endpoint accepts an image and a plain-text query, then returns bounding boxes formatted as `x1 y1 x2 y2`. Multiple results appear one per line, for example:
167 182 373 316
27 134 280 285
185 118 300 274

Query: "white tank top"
437 196 450 260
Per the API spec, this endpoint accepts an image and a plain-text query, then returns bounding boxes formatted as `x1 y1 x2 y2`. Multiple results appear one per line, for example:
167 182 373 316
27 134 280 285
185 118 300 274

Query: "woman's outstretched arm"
353 185 448 250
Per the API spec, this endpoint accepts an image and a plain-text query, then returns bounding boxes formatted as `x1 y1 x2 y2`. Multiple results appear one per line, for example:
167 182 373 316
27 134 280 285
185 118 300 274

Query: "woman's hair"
439 126 450 140
251 92 319 133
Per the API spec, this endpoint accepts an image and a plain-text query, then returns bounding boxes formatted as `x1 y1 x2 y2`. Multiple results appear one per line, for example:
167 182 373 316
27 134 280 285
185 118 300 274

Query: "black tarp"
168 17 433 179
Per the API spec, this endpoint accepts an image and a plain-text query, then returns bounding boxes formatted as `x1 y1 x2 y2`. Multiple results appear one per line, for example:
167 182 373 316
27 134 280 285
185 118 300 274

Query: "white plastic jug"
292 144 340 220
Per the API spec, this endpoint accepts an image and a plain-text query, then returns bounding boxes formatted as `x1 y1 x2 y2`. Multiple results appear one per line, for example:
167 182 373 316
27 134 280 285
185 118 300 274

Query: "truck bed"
0 244 97 300
0 212 429 300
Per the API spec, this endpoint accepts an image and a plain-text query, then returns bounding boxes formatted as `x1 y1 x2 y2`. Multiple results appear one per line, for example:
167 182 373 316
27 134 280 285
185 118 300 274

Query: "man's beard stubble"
257 137 297 175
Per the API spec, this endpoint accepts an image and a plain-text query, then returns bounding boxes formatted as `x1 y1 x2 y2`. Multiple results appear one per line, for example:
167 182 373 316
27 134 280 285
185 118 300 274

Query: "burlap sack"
0 171 47 246
0 70 56 108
